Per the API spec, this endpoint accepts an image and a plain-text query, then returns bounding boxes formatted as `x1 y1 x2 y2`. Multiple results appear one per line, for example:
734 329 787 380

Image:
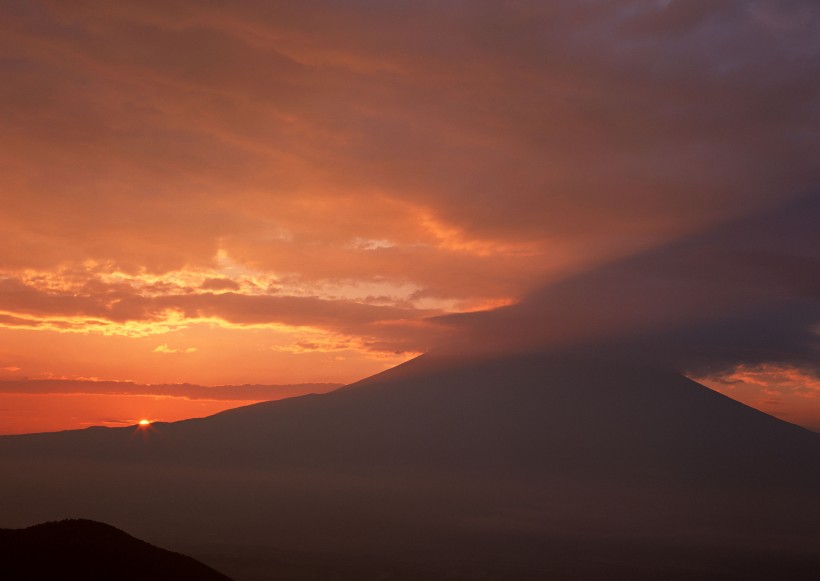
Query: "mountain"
1 351 819 580
0 518 232 580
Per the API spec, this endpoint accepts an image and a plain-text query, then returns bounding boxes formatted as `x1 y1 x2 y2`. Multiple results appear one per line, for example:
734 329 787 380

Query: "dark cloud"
440 193 820 374
200 278 241 291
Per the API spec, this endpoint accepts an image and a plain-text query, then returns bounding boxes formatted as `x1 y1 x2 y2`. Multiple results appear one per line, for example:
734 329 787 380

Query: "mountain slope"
1 351 819 580
6 351 817 480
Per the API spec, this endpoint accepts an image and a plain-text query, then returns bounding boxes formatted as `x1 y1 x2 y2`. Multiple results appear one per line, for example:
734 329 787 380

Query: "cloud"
439 193 820 375
153 344 197 354
200 278 241 292
0 379 342 401
0 0 818 386
1 0 817 295
0 271 445 350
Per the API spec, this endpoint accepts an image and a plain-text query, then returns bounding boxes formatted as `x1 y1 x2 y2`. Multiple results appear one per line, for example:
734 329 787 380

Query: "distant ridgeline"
0 519 232 581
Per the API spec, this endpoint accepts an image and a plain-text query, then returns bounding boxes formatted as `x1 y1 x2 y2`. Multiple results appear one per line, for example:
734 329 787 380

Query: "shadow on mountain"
1 351 819 579
0 518 232 580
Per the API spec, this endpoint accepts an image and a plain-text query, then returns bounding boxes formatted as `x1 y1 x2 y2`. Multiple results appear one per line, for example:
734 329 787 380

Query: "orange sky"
0 0 818 434
697 365 820 434
0 380 342 435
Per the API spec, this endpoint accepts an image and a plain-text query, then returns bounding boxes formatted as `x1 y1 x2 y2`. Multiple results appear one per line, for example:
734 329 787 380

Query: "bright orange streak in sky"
0 393 257 435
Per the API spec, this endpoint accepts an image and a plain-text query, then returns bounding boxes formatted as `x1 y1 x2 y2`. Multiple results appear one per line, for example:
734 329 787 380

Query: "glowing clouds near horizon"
698 365 820 433
0 260 443 387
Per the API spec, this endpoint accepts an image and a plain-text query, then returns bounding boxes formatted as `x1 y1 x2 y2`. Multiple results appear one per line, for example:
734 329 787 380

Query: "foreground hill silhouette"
0 518 232 580
1 351 819 580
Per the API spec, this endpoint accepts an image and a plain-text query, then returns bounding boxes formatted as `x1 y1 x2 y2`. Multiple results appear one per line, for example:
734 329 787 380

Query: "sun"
138 419 151 427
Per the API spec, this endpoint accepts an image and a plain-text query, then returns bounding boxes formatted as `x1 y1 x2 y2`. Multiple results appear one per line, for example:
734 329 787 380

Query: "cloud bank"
0 0 817 388
441 193 819 377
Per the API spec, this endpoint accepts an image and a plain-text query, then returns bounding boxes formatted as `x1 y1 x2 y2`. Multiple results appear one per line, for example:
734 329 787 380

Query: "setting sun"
138 419 151 427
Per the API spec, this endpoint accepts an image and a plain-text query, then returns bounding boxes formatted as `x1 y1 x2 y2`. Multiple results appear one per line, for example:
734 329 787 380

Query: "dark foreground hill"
1 352 819 580
0 519 232 580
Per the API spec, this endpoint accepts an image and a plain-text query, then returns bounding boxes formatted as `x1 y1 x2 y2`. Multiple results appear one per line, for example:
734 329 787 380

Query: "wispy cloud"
153 344 197 354
0 379 341 401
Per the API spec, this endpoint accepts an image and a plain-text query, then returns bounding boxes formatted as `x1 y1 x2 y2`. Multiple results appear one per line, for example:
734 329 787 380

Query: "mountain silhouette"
0 518 232 580
1 351 819 580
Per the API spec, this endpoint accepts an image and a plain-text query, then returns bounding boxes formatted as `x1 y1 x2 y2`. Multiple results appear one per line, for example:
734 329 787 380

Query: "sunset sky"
1 0 818 434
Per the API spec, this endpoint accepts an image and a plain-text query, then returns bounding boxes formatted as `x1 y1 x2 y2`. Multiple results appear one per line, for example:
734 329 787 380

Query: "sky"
0 0 818 434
